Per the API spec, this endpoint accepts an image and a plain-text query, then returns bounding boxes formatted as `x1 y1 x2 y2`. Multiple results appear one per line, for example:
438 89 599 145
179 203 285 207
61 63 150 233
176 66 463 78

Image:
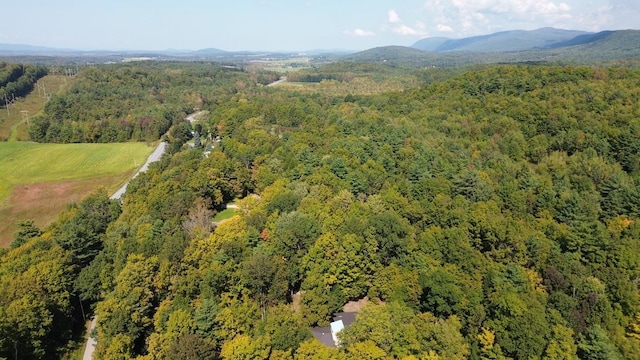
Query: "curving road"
110 142 166 200
89 113 200 358
267 76 287 87
186 110 207 123
83 112 202 358
82 317 97 360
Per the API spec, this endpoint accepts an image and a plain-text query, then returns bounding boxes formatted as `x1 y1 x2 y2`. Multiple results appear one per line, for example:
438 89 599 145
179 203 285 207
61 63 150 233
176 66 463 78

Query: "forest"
0 62 47 101
26 62 279 143
2 61 640 359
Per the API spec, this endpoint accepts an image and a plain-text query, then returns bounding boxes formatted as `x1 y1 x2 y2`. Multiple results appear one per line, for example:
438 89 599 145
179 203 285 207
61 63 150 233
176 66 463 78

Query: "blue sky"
2 0 638 51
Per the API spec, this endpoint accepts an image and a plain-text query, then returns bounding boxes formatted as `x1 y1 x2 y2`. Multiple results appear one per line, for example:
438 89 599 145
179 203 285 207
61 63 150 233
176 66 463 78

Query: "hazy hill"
548 29 638 50
410 37 450 52
341 46 430 67
412 27 590 52
0 43 75 55
3 28 639 67
346 29 640 67
542 29 640 61
193 48 228 55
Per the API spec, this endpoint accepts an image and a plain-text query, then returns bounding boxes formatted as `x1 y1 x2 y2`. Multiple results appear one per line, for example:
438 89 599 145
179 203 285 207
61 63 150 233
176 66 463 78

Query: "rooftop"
311 312 357 347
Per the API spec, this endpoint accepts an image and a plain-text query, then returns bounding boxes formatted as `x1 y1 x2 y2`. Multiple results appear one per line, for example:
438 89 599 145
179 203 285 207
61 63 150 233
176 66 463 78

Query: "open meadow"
0 141 154 246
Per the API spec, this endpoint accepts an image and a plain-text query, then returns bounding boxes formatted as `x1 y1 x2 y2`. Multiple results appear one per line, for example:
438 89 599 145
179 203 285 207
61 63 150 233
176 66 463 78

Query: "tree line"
27 62 276 143
0 62 47 101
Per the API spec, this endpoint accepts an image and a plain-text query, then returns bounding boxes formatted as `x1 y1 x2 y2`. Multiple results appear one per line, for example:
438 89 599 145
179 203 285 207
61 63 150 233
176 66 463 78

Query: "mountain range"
1 28 639 66
343 28 640 67
411 27 592 52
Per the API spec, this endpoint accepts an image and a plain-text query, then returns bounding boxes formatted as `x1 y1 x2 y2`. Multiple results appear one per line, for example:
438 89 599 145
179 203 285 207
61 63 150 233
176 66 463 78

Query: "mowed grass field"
0 141 155 246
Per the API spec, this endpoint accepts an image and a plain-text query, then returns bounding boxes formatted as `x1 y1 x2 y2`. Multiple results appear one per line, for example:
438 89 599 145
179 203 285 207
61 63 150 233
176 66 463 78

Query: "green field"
0 142 153 202
0 141 155 246
0 72 159 247
247 57 313 73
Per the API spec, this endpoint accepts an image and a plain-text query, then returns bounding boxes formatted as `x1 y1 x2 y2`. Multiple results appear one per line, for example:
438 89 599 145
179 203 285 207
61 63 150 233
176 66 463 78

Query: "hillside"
26 61 278 143
0 62 47 100
337 48 424 68
547 30 640 59
193 48 229 56
347 29 640 67
340 46 433 67
410 37 450 52
412 27 590 52
4 63 640 359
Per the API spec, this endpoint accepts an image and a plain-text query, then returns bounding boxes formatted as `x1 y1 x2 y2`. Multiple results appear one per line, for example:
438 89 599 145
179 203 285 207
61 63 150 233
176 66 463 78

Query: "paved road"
82 317 97 360
91 113 199 358
110 142 166 200
267 76 287 87
110 110 206 200
186 110 207 123
137 141 166 174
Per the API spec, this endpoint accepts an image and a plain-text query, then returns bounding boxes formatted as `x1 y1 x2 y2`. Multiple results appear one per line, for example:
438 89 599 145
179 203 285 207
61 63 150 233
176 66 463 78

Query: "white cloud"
388 9 402 24
585 6 613 31
345 28 376 37
423 0 582 36
437 24 454 32
449 0 572 15
385 9 429 37
392 24 422 36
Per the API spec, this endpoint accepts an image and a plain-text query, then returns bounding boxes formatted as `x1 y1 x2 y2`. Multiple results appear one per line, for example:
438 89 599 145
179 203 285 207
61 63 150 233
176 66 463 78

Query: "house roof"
311 312 357 348
311 326 336 348
333 312 356 327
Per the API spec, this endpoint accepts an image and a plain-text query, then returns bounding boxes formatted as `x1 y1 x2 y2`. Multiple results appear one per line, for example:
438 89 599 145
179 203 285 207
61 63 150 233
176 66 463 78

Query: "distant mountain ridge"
193 48 228 55
0 43 76 55
347 29 640 67
2 27 639 66
412 27 592 52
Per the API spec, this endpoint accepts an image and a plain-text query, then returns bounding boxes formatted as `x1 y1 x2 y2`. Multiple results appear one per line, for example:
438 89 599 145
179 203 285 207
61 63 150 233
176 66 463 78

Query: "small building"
311 312 356 348
330 320 344 346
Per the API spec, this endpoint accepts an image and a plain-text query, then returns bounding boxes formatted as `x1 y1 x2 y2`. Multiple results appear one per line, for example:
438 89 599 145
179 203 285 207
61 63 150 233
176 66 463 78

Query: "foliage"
55 189 120 266
11 219 41 248
6 62 640 359
0 237 76 359
0 62 47 100
27 62 266 143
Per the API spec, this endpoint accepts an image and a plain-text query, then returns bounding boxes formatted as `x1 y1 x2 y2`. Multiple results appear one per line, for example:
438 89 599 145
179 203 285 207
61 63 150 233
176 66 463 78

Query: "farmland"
0 71 156 247
0 141 154 246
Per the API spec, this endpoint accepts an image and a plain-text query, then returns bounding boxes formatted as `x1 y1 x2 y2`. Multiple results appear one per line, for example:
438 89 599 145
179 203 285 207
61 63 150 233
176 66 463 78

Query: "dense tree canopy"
0 62 47 101
27 62 275 143
4 62 640 359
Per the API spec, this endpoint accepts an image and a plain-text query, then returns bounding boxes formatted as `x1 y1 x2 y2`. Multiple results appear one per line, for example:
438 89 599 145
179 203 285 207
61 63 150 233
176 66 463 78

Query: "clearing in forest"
0 75 73 141
0 73 156 247
0 141 155 247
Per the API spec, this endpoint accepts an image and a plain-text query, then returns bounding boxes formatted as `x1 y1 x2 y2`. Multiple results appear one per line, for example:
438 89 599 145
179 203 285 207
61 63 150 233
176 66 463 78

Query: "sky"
1 0 639 51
